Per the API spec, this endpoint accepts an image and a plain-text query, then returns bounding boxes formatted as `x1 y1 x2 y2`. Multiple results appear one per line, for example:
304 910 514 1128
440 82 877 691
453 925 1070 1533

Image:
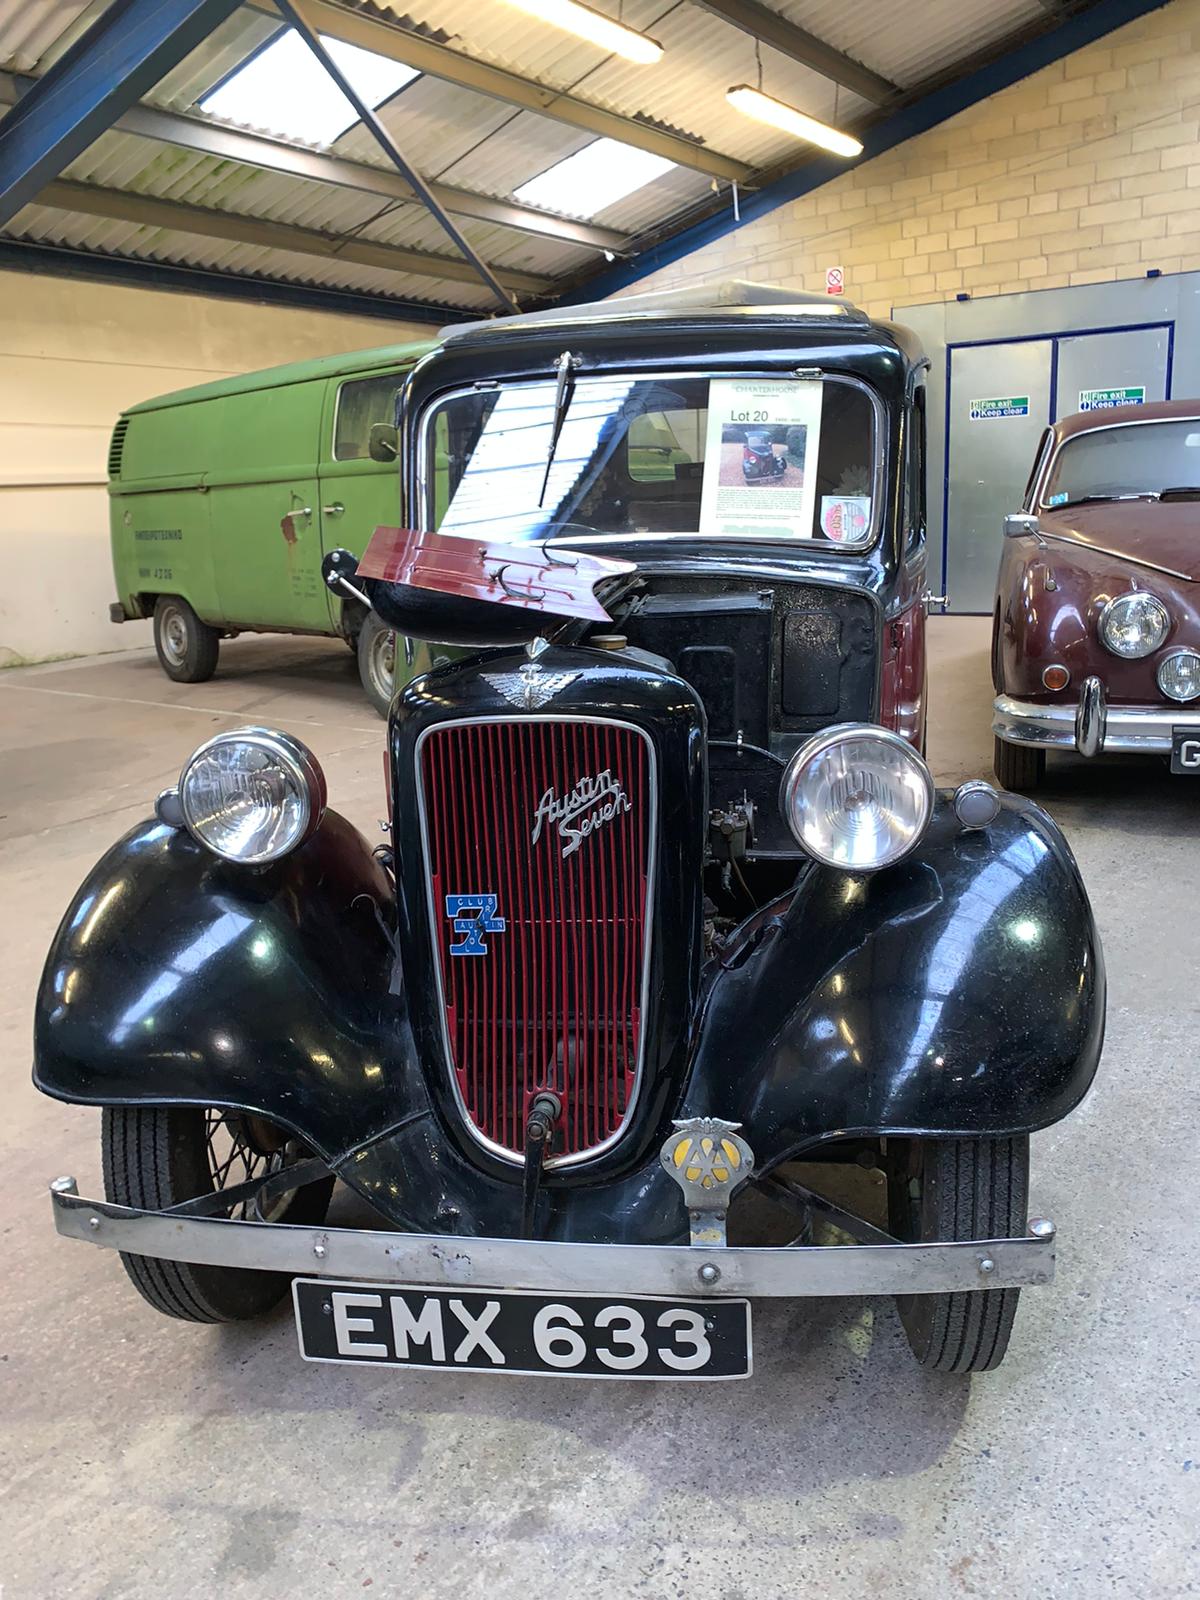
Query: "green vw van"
108 339 443 715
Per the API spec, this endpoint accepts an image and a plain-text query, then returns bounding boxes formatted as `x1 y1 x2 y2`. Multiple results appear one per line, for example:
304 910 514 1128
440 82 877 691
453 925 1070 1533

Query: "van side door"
316 367 408 596
208 377 334 632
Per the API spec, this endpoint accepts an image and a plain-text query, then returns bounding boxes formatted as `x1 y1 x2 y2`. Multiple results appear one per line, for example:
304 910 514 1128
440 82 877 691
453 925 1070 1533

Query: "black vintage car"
36 283 1103 1379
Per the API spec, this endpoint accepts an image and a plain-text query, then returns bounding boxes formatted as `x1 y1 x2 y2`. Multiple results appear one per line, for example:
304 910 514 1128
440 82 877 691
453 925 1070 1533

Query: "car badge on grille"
531 768 631 859
445 892 506 956
483 664 580 711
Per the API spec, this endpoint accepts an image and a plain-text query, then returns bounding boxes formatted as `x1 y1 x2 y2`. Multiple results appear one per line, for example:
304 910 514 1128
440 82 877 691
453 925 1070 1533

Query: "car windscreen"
424 374 878 549
1042 418 1200 508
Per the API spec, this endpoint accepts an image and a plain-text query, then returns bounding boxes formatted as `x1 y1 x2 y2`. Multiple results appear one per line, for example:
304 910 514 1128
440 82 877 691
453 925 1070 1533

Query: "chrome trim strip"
1039 531 1193 584
48 1184 1056 1296
414 369 887 555
993 692 1192 753
413 713 658 1171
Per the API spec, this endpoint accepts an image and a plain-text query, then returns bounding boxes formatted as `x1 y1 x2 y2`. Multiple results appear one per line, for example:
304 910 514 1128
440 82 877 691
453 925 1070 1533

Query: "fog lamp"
779 724 934 871
178 727 326 863
1099 592 1169 659
1157 649 1200 702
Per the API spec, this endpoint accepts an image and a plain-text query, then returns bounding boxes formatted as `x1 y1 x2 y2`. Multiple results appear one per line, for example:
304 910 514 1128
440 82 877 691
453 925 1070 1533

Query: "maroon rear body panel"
418 717 653 1165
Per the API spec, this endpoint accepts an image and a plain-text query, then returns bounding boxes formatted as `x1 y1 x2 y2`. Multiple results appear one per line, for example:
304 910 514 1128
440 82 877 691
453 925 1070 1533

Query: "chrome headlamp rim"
1156 646 1200 703
178 725 326 864
779 721 935 872
1098 591 1170 659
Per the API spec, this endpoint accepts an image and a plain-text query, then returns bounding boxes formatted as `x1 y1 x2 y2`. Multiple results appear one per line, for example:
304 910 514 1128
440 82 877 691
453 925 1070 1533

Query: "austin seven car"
36 282 1103 1378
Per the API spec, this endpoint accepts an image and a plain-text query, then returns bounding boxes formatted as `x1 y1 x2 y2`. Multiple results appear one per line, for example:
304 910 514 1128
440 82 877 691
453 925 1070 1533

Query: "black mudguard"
680 793 1105 1163
33 812 411 1163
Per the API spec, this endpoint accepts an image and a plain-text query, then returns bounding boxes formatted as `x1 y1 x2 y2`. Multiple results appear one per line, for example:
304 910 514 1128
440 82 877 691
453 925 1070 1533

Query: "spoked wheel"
886 1135 1029 1373
102 1106 334 1322
357 610 398 718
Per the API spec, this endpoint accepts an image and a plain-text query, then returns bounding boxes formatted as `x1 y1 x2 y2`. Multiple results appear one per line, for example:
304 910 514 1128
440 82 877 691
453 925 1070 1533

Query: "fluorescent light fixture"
200 30 419 145
499 0 662 64
726 85 862 158
514 138 675 217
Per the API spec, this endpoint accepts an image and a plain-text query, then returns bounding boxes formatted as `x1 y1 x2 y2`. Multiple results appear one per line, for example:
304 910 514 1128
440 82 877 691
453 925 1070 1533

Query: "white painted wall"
0 271 431 665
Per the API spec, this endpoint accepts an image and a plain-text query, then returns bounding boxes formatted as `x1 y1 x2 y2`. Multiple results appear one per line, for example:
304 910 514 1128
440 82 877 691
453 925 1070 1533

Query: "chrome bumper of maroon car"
48 1179 1057 1297
994 677 1190 756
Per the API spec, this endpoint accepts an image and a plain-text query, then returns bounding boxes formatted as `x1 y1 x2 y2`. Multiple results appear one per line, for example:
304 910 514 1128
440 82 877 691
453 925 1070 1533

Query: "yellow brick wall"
623 0 1200 317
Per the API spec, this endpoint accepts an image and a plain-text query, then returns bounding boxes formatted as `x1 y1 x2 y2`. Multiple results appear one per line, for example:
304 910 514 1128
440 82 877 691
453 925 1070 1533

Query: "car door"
208 378 334 632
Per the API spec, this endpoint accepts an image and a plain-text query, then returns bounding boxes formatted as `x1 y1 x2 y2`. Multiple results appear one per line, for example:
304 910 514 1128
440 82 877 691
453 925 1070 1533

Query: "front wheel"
153 596 219 683
102 1106 333 1322
994 735 1045 792
357 610 397 718
886 1135 1029 1373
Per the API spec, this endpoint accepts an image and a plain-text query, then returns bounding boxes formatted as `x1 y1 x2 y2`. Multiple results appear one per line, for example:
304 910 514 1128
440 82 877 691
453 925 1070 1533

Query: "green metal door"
209 379 334 631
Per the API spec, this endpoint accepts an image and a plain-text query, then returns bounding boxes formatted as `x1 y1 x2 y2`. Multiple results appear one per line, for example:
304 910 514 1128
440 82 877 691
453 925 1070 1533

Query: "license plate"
1170 729 1200 774
292 1280 752 1380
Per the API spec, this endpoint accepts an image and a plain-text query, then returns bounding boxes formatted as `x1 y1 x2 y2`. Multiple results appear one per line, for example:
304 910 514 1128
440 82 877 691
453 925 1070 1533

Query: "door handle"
322 502 345 517
922 589 948 611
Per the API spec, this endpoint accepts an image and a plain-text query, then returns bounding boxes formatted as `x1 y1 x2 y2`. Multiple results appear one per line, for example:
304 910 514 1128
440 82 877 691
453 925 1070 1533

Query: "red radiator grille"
419 718 652 1163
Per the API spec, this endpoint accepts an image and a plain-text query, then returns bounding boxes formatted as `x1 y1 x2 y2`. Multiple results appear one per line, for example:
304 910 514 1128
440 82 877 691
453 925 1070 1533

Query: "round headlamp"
1157 648 1200 702
779 724 934 872
178 727 326 864
1099 592 1169 659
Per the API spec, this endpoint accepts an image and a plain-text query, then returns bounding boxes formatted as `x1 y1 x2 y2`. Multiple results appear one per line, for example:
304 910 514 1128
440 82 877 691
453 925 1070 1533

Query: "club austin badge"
530 768 632 859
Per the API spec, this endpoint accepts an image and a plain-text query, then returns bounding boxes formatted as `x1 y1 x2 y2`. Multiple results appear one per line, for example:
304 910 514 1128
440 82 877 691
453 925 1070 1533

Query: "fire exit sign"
969 396 1030 419
1079 386 1145 410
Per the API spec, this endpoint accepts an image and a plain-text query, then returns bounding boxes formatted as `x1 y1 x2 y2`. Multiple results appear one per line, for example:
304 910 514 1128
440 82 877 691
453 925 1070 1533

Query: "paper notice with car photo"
699 377 823 541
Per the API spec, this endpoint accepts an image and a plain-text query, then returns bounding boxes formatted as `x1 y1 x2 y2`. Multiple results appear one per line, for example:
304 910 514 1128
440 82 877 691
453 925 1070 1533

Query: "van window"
334 374 401 460
626 410 705 482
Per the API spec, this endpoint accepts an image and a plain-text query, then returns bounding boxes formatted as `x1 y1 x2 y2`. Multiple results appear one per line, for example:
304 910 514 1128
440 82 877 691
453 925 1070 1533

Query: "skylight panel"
199 30 419 146
513 139 675 219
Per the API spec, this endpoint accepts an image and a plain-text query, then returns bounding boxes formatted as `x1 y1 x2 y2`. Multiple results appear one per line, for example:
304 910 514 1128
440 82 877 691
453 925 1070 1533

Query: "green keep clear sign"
969 397 1030 420
1079 386 1146 411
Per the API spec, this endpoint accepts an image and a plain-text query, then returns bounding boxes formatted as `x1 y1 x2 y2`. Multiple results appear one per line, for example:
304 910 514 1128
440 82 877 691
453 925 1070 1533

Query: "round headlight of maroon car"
1099 592 1170 659
178 727 326 863
779 724 934 872
1157 648 1200 702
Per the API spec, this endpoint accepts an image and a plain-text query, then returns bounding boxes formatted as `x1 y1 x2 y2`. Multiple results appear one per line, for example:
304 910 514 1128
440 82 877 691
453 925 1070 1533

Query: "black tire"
153 596 219 684
357 609 397 718
993 735 1045 792
887 1135 1029 1373
102 1106 333 1322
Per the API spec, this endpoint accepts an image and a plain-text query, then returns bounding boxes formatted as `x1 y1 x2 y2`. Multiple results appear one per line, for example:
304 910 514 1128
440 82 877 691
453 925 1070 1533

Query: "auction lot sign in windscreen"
699 378 823 541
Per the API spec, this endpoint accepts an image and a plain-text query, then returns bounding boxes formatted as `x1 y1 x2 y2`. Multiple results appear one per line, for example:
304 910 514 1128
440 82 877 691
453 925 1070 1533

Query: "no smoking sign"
825 265 844 295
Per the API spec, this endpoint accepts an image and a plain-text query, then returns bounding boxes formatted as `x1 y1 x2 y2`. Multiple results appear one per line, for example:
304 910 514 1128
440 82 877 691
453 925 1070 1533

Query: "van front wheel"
357 610 397 717
153 596 219 683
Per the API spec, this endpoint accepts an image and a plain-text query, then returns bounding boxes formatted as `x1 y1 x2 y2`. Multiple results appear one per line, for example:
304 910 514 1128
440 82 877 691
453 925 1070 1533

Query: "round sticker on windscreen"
820 495 871 542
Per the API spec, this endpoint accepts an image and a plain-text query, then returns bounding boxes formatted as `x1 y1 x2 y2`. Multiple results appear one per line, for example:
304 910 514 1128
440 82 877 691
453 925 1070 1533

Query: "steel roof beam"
0 71 629 254
688 0 899 105
34 179 555 295
0 0 245 227
280 0 754 183
275 0 514 309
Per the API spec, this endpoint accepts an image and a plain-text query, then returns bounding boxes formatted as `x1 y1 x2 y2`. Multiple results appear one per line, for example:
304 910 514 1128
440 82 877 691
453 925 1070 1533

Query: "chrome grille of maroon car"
419 718 653 1163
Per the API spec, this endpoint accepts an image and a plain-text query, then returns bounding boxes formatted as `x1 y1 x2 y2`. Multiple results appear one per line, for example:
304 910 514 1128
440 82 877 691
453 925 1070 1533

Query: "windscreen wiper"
538 350 578 509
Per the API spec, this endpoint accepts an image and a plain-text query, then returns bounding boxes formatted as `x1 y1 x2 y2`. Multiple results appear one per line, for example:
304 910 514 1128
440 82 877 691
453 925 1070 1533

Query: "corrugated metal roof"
0 0 1080 313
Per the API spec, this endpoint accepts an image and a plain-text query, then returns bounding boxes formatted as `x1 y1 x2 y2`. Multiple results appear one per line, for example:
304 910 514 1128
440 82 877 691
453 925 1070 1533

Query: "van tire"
153 596 219 684
357 611 397 718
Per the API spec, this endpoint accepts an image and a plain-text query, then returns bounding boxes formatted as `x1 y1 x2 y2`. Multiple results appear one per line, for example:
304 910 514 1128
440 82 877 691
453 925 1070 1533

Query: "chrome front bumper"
994 675 1191 756
48 1178 1056 1297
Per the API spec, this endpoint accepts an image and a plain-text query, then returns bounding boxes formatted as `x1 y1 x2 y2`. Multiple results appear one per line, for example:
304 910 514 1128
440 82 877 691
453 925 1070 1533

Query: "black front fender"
683 795 1104 1165
33 813 412 1162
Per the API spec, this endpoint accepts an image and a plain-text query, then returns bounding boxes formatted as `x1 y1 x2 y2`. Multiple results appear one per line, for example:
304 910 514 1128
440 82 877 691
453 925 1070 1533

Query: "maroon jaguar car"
992 398 1200 790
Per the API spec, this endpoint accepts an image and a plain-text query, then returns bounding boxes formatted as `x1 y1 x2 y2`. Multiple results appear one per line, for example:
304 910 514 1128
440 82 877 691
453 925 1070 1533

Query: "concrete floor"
1 619 1196 1598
